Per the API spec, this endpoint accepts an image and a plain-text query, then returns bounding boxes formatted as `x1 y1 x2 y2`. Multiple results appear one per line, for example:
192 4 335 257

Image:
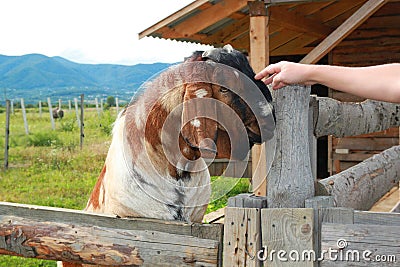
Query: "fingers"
270 73 286 90
254 62 284 80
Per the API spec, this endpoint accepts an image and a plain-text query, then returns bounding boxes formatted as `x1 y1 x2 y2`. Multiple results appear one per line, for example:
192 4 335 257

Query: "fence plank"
0 202 222 266
223 207 262 267
354 210 400 226
261 208 314 266
0 215 219 266
321 223 399 266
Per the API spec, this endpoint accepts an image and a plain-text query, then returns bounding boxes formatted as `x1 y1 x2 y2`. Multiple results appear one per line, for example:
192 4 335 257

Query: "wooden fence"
1 85 399 266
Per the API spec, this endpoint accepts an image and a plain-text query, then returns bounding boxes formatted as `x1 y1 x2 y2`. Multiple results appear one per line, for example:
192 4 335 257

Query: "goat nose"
198 138 217 158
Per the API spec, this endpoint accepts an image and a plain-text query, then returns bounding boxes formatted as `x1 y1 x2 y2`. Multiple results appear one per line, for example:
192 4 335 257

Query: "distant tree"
106 96 116 107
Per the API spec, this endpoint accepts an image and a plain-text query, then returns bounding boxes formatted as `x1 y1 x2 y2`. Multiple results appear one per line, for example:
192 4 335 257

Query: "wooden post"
68 100 72 113
80 94 84 150
38 100 42 118
116 97 120 115
224 194 268 267
20 98 29 135
305 196 334 266
267 85 314 208
10 100 14 115
95 97 101 118
249 0 269 197
4 100 10 170
47 98 55 130
100 98 104 111
74 98 80 126
58 99 62 109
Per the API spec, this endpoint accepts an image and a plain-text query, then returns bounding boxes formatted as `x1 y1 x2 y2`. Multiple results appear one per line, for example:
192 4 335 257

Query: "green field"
0 104 249 266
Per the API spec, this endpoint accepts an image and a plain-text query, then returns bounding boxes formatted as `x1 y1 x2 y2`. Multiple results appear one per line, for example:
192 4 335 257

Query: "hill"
0 54 173 103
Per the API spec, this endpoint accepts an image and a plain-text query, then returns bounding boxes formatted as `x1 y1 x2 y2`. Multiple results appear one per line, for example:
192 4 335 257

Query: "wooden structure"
140 0 400 182
1 1 399 266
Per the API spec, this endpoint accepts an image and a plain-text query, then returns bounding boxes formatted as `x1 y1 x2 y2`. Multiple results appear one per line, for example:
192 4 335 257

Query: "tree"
106 96 116 107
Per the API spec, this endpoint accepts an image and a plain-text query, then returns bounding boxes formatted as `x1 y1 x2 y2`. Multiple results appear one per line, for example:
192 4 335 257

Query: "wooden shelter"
140 0 400 192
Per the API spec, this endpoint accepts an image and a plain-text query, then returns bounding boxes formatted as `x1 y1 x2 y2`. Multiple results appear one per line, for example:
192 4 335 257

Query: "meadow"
0 103 249 266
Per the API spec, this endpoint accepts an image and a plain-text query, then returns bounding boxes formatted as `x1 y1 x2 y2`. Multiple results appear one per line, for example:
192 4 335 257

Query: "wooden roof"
139 0 400 61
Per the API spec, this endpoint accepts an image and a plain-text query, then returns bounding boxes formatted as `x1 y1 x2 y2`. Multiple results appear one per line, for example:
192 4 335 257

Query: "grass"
0 105 250 266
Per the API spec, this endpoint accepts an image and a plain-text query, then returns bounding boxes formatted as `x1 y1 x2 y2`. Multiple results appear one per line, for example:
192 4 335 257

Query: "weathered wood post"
20 98 29 135
80 94 84 150
116 97 120 115
95 97 101 118
68 100 72 113
38 100 42 118
47 98 55 130
74 98 80 126
4 100 10 170
267 85 314 208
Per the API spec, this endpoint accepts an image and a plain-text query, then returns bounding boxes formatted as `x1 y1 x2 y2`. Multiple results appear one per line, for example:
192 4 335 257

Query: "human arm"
255 61 400 103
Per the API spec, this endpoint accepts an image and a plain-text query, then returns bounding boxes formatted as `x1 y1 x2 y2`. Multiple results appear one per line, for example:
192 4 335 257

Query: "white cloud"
0 0 213 65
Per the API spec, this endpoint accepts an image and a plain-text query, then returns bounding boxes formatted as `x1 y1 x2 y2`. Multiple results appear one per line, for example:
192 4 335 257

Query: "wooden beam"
203 15 249 45
139 0 209 39
0 202 222 266
269 6 333 38
249 1 269 197
300 0 387 64
265 0 332 5
314 98 400 138
316 145 400 211
161 0 248 39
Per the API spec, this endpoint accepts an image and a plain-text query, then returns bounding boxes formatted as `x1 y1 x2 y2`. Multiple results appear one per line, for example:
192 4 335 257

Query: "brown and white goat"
85 45 275 223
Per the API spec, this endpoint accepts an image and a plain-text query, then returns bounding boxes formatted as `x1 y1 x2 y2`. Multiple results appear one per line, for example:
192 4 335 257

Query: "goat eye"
219 87 229 93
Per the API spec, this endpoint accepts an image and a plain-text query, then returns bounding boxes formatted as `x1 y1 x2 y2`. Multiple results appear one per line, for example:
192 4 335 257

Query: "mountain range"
0 54 173 103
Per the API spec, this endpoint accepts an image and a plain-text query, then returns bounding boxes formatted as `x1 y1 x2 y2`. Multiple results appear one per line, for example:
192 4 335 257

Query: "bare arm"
255 61 400 103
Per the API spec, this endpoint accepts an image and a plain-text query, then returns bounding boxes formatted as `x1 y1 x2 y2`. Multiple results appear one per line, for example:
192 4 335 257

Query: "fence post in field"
116 97 119 116
74 98 80 126
20 98 29 135
58 99 62 109
95 98 101 118
100 98 104 111
47 98 55 130
38 101 42 118
80 94 84 150
10 100 14 115
68 100 72 113
4 100 10 170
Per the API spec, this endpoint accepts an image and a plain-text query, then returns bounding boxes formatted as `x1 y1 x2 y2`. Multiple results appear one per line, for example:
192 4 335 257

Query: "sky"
0 0 213 65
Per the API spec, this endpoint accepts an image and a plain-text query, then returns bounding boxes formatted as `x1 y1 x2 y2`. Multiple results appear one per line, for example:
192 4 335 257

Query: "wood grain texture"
267 85 314 208
0 202 222 266
321 222 399 267
223 207 262 267
261 208 314 267
314 98 400 138
0 215 219 266
316 145 400 211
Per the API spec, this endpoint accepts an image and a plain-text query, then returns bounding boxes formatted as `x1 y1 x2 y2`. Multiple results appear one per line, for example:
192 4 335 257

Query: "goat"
85 45 275 223
52 107 64 119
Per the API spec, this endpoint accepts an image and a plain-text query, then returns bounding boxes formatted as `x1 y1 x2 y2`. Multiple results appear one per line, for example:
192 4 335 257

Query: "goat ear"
181 84 218 156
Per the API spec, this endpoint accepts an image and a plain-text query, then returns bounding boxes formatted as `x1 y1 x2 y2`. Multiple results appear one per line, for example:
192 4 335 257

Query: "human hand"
254 61 315 90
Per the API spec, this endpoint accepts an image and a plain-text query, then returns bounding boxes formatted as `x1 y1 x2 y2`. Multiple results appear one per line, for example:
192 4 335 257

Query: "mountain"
0 54 173 103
